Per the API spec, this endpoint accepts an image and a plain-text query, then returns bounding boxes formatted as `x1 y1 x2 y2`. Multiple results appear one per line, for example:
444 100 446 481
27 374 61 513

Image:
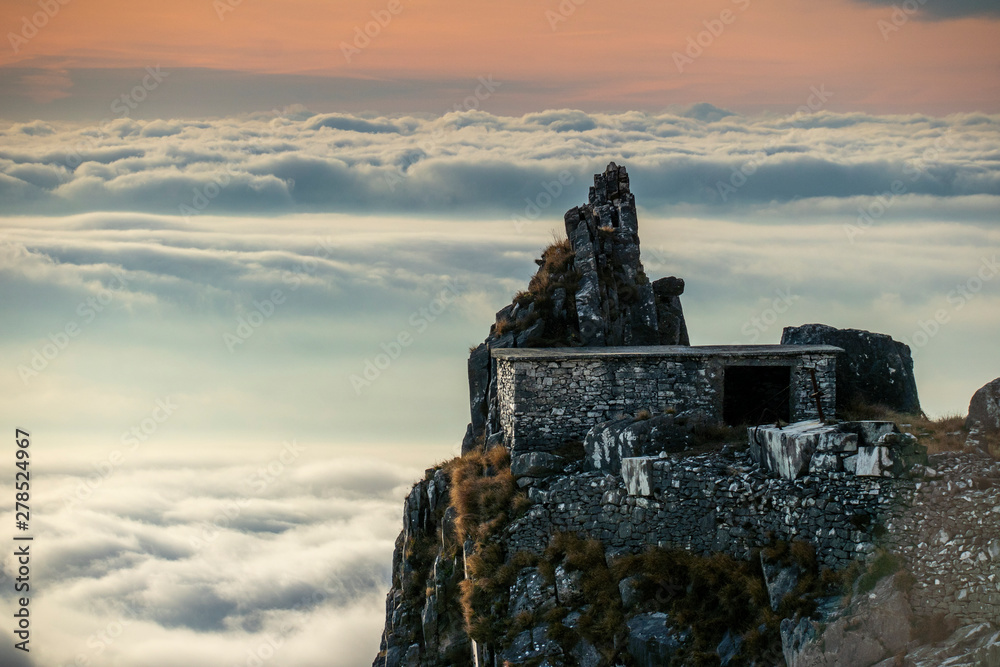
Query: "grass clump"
490 237 583 346
610 539 850 665
842 402 1000 460
856 549 903 595
543 533 625 660
448 445 535 645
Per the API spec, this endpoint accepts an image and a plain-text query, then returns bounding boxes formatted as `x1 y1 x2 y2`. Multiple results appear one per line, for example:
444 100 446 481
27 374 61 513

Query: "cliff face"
372 164 1000 667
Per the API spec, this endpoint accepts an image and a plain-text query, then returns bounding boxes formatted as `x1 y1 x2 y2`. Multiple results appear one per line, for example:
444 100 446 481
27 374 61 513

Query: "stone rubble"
749 420 928 480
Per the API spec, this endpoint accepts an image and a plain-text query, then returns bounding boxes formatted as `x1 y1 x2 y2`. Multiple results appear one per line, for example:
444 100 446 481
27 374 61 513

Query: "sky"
1 1 999 666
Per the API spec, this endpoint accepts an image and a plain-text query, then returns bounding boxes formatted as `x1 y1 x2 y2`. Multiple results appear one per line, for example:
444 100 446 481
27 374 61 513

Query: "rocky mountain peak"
464 162 689 451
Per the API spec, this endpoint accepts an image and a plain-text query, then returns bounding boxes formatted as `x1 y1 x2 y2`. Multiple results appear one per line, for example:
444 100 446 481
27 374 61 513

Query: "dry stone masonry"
494 345 838 456
507 448 907 570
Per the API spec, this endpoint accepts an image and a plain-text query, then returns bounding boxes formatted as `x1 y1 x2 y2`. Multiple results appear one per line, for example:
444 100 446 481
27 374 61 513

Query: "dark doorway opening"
723 365 791 426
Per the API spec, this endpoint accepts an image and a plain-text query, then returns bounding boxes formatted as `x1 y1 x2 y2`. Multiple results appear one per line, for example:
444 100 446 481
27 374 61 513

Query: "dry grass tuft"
447 445 536 644
840 403 991 457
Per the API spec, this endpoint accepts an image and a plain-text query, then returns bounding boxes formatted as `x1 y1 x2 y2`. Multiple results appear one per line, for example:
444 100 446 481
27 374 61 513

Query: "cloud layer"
0 450 418 667
2 106 999 667
1 108 998 220
852 0 1000 19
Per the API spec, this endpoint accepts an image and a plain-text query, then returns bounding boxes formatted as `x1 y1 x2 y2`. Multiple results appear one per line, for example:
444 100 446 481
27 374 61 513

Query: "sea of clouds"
1 107 998 666
1 106 998 220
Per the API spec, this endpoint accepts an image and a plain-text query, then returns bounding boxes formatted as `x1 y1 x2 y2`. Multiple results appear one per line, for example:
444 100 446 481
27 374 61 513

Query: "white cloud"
0 109 996 218
0 452 416 667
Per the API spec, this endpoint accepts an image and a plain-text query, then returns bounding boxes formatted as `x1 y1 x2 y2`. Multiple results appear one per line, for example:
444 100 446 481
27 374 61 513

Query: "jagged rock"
570 638 602 667
967 377 1000 434
781 324 921 415
502 626 561 663
716 629 743 666
467 342 491 438
760 553 801 611
585 411 706 473
652 277 690 345
619 575 643 610
904 622 1000 667
626 612 688 667
785 573 912 667
554 563 585 605
780 616 817 667
509 568 557 617
460 422 477 456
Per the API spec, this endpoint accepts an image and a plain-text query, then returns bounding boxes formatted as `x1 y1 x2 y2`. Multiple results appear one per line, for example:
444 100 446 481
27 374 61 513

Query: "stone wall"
507 450 906 572
495 345 839 456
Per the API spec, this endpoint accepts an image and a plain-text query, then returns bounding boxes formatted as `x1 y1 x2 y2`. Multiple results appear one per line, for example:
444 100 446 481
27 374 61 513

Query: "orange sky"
2 0 999 113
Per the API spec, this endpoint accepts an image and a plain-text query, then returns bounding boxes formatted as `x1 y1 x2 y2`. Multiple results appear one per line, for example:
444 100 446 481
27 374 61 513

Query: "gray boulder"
501 626 560 664
585 411 706 473
760 552 801 611
781 324 921 415
511 452 565 478
966 377 1000 434
509 568 556 617
785 573 912 667
626 612 688 667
